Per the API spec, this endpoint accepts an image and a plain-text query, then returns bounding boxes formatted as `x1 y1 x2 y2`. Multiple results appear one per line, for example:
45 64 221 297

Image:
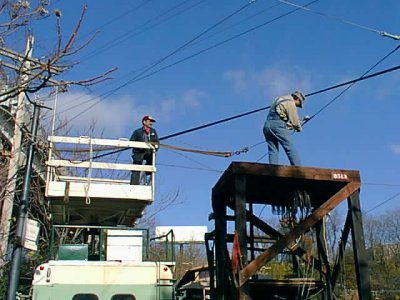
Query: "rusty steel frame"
209 162 372 300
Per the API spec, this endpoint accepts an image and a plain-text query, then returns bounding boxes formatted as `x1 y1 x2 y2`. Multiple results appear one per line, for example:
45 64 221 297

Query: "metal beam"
234 175 250 299
239 181 360 286
331 211 351 291
315 218 332 300
212 188 228 299
348 193 372 300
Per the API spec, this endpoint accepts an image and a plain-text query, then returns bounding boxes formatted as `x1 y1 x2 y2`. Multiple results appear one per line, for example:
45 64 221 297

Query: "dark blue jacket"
130 127 159 153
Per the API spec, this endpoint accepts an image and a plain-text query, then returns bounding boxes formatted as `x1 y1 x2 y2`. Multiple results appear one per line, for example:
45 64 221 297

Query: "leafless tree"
325 210 344 262
174 243 208 279
364 209 400 264
0 1 116 103
0 1 116 292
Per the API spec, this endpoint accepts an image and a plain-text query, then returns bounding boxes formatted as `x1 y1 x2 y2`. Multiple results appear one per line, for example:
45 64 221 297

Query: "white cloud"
181 89 205 110
42 91 140 138
223 66 312 99
152 89 206 121
390 145 400 155
157 98 176 122
223 70 250 92
42 88 206 137
259 67 312 97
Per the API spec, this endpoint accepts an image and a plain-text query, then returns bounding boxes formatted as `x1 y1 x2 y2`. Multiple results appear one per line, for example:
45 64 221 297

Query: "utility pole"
6 99 41 300
0 35 33 263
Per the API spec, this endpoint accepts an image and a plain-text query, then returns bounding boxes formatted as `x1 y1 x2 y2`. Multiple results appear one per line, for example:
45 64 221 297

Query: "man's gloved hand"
302 115 311 125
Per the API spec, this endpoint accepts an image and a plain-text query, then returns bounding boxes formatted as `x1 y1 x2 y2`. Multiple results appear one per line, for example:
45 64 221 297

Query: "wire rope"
278 0 400 40
162 146 221 172
365 192 400 214
84 0 154 37
80 0 198 61
158 162 223 173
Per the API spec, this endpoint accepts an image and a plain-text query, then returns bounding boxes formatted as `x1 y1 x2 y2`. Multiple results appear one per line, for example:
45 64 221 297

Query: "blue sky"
24 0 400 227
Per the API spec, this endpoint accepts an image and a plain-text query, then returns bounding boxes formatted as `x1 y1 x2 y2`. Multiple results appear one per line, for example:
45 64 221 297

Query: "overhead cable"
86 0 153 35
365 192 400 214
57 0 317 122
158 163 223 173
256 44 400 159
80 0 199 61
303 44 400 125
189 2 283 48
106 0 256 96
44 1 207 119
55 0 256 125
160 63 400 140
55 0 276 115
66 62 400 163
363 182 400 187
118 0 319 87
278 0 400 40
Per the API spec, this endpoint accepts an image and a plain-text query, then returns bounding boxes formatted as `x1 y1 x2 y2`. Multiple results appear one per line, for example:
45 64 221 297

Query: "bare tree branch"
62 5 87 54
0 3 116 103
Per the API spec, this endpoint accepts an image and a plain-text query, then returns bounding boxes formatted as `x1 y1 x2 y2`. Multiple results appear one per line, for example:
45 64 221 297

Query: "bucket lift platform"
207 162 372 300
45 136 157 226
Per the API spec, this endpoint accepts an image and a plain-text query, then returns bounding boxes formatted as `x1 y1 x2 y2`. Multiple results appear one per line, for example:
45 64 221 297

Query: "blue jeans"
263 120 301 166
130 150 153 185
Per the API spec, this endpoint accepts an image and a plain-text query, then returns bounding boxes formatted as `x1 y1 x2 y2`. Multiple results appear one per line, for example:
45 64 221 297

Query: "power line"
80 0 200 62
86 0 153 35
57 0 318 123
160 105 268 141
255 44 400 160
158 163 223 173
159 42 400 162
303 44 400 124
105 1 256 96
278 0 400 40
188 2 283 49
112 0 319 91
54 1 255 126
60 62 400 162
160 63 400 141
56 1 278 115
365 192 400 214
363 183 400 187
47 2 400 150
50 1 208 116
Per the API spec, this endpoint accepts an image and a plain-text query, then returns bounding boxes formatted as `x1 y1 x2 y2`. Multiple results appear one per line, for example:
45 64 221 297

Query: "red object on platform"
231 231 241 273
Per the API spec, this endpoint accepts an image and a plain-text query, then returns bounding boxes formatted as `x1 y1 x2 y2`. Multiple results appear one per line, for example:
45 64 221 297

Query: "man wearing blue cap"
263 91 305 166
130 115 159 185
